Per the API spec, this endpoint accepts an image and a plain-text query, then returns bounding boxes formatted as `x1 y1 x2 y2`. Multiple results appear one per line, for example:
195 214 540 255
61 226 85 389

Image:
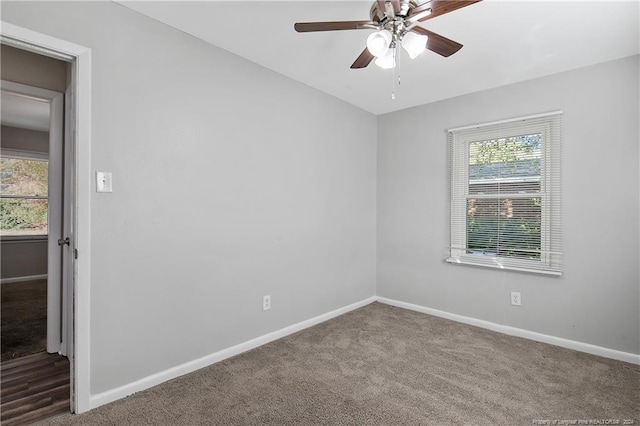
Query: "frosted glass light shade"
366 30 392 57
401 31 428 59
375 47 396 69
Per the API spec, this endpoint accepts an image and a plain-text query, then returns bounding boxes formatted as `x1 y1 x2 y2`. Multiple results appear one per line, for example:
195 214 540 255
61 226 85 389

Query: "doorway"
0 48 72 424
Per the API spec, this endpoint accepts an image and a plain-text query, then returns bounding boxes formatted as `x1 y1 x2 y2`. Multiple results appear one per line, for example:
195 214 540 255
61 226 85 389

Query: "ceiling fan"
294 0 481 69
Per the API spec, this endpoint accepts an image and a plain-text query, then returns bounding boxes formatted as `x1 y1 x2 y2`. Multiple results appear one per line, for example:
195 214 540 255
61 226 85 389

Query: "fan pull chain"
391 48 398 100
397 46 401 86
391 71 395 100
390 47 402 100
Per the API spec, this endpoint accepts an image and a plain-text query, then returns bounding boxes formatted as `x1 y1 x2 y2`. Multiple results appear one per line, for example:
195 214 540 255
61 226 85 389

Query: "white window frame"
447 111 562 276
0 148 50 240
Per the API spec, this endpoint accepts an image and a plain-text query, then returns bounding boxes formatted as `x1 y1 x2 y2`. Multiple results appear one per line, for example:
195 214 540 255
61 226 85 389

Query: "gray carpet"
42 302 639 425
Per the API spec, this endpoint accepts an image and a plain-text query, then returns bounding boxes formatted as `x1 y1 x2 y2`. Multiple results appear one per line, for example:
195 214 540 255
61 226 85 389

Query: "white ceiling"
118 1 639 115
0 92 50 132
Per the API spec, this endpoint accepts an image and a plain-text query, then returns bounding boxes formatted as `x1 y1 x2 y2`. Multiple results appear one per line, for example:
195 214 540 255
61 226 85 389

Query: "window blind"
447 111 562 275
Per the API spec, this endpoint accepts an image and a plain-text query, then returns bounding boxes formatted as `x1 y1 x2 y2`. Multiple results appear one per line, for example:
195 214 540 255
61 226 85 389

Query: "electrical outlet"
511 291 521 306
263 295 271 311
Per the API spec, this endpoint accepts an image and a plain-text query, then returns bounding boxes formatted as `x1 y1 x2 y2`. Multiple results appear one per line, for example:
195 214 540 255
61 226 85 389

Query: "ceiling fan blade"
294 21 376 32
351 48 375 69
409 0 481 22
411 26 463 57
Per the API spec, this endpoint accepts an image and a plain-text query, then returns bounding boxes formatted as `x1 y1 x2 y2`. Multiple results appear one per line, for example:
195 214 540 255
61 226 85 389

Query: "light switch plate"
96 171 113 193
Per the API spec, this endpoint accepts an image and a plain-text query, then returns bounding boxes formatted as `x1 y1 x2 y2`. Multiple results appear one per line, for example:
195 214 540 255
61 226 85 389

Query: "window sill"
445 256 562 276
1 235 48 243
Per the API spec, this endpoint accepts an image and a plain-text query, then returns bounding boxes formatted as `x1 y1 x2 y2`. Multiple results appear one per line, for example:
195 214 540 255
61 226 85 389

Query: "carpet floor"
41 302 639 425
1 280 48 362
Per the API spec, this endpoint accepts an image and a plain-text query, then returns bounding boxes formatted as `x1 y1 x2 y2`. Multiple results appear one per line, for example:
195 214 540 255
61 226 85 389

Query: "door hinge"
74 249 78 259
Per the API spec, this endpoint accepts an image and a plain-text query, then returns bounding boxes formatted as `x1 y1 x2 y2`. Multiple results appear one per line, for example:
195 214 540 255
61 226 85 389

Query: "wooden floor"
1 352 70 425
1 280 48 362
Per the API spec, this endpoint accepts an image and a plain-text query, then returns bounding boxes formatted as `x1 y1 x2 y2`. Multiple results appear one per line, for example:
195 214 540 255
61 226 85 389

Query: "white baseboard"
89 296 377 410
376 296 640 365
0 274 47 284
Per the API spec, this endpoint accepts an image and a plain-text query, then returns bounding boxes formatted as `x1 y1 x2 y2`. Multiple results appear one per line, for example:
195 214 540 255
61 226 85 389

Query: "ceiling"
118 1 639 115
0 91 50 132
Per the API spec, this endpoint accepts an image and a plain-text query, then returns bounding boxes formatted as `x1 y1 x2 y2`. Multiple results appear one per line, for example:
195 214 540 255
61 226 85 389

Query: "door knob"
58 237 70 246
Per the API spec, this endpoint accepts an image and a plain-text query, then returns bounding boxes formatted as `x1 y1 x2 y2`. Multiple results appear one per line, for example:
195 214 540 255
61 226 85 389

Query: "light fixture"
401 31 428 60
367 27 428 69
366 29 392 57
374 46 396 69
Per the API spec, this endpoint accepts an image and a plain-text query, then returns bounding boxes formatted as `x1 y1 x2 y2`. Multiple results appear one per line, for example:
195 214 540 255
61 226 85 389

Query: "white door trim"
48 90 64 354
61 84 74 359
1 21 93 414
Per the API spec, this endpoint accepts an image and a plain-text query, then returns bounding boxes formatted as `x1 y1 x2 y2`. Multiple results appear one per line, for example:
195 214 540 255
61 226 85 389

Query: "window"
0 151 49 237
447 112 562 275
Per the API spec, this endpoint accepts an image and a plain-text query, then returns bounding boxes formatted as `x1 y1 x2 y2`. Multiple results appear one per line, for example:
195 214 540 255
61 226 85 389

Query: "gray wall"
1 240 47 279
377 55 639 355
1 2 377 394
